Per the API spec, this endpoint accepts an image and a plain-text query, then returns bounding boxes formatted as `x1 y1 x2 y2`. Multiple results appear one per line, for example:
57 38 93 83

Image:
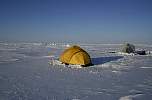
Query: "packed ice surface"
0 42 152 100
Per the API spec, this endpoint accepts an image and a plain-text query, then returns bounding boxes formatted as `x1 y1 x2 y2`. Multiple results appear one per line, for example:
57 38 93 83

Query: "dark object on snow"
135 50 146 55
122 43 135 53
108 51 116 53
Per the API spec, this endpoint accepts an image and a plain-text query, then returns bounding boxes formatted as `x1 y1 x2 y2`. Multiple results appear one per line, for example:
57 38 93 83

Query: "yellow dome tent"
59 45 92 66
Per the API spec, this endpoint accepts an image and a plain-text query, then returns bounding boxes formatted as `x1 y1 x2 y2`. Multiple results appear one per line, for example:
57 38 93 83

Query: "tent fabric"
59 45 92 66
122 43 135 53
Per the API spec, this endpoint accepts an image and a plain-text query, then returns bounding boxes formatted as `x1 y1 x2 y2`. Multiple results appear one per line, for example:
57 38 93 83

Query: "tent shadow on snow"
91 56 123 65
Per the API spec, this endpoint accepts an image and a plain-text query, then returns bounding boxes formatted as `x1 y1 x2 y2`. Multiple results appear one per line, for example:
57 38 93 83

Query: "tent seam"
68 50 85 64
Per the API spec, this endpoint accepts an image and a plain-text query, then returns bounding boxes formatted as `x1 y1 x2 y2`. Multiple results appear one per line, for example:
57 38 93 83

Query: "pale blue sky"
0 0 152 43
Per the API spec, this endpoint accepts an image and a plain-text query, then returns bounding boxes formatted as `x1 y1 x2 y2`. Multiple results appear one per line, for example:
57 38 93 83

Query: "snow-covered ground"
0 42 152 100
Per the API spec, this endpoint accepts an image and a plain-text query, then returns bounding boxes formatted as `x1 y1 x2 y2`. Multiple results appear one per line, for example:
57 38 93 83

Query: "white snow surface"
0 42 152 100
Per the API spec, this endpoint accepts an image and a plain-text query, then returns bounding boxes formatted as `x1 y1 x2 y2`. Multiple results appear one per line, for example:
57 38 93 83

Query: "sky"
0 0 152 44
